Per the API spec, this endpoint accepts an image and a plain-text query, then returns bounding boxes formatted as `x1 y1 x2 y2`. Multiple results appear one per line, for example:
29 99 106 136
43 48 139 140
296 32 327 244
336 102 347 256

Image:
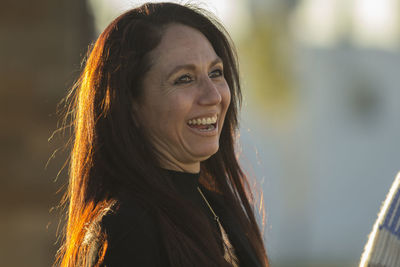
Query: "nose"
197 77 222 106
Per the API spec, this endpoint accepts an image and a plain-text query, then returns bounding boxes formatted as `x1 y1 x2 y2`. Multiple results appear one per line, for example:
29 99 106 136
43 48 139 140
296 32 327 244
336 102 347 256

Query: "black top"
98 169 262 267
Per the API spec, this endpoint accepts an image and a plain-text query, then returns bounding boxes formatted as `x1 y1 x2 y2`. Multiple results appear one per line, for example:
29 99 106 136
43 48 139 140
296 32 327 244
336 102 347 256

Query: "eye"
174 74 193 85
209 68 223 78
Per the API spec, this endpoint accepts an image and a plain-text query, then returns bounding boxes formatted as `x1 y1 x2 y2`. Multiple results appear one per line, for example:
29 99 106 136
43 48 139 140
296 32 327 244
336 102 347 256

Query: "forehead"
149 23 218 67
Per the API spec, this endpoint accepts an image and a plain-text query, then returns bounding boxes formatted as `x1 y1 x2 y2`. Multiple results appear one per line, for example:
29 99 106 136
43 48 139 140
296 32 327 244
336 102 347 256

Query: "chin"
192 143 219 161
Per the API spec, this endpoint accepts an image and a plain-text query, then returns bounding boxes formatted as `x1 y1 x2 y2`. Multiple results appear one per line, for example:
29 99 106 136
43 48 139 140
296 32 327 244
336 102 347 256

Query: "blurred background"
1 0 399 266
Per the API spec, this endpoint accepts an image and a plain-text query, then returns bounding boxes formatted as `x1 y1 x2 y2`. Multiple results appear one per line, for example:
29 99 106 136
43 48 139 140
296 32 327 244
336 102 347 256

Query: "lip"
186 120 219 137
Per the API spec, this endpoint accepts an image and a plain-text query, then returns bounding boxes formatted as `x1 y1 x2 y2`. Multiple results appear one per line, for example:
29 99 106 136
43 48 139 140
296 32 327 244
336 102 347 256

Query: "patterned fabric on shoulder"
360 172 400 267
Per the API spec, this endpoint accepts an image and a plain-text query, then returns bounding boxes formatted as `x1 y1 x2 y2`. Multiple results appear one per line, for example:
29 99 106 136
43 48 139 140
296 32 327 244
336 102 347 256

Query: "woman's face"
135 23 231 173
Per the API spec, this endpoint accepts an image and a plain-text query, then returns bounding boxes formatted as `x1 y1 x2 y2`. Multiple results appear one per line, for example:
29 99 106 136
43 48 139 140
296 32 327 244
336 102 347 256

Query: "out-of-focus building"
240 0 400 266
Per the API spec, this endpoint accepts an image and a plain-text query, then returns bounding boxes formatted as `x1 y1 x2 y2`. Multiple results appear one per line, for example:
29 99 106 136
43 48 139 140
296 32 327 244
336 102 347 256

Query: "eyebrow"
165 57 223 80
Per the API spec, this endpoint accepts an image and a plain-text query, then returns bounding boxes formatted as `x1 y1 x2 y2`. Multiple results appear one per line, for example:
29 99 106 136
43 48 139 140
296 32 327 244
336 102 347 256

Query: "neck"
161 157 200 173
151 140 203 173
159 161 200 174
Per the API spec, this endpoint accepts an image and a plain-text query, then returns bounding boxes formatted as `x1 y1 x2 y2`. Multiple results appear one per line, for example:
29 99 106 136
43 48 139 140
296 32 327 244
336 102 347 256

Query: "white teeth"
187 115 218 125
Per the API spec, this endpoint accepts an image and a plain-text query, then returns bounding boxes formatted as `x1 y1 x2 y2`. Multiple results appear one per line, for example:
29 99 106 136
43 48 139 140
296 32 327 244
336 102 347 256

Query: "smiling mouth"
189 123 216 131
187 115 217 132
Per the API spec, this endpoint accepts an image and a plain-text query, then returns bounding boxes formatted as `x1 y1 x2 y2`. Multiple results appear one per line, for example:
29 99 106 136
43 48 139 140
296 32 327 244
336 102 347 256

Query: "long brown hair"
55 2 268 266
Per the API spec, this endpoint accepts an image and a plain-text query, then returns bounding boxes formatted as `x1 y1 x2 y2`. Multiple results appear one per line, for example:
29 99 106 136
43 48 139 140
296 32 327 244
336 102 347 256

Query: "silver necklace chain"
196 186 240 267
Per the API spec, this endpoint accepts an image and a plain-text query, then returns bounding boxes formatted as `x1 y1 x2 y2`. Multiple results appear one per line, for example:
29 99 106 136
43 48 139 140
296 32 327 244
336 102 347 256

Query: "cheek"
157 93 193 131
137 100 169 134
221 84 231 113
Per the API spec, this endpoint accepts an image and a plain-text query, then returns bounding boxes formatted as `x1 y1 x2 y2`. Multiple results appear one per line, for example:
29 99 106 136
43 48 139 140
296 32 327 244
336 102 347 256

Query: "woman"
55 2 269 267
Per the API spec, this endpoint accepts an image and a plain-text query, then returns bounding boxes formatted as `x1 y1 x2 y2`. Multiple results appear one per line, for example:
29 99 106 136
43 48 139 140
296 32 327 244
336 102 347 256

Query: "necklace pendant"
197 186 239 266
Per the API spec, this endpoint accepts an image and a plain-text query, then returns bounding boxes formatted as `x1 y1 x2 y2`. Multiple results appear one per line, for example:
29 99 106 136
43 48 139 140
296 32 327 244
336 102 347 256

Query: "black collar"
162 168 200 194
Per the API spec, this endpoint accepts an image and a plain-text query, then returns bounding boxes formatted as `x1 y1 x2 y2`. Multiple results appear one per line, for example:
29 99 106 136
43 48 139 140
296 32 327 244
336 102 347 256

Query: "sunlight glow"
291 0 345 47
292 0 400 50
352 0 400 50
87 0 251 41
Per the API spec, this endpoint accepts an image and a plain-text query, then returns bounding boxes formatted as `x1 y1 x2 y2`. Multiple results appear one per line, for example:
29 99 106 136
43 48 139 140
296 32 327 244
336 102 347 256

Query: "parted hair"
55 2 269 266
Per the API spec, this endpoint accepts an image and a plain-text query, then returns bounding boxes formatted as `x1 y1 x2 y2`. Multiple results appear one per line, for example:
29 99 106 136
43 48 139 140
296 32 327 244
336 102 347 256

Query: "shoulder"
99 196 168 266
101 196 158 243
360 172 400 266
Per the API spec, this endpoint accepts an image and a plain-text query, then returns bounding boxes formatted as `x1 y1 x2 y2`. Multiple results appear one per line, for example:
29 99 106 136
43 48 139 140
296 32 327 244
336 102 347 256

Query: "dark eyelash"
210 68 223 78
173 69 223 85
174 74 193 85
